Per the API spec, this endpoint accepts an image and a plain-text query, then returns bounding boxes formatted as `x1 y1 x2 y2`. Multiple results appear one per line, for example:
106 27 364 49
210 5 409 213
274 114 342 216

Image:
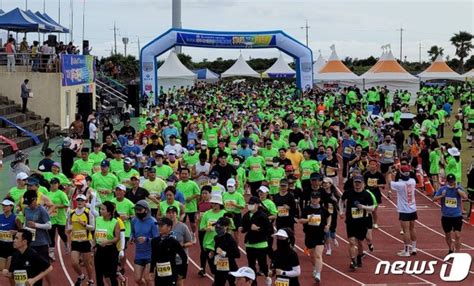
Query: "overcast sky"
1 0 472 63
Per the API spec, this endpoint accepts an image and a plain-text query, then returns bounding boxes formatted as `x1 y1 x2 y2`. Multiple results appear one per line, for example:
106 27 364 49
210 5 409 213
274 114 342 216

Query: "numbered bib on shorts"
156 261 172 277
367 178 378 187
344 147 353 155
308 214 321 226
277 206 289 217
72 230 88 242
95 229 107 243
351 207 364 219
445 197 457 208
215 257 230 271
275 277 290 286
24 227 36 241
0 230 13 242
13 270 28 285
326 168 335 176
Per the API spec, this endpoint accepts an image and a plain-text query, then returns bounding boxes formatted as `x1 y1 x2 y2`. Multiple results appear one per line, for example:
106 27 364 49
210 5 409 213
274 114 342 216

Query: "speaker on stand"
82 40 90 55
77 93 93 139
127 84 140 116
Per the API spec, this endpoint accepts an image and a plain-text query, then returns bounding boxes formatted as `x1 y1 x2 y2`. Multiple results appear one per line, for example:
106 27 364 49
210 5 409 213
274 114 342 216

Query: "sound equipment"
77 92 93 138
82 40 90 55
127 84 140 116
47 35 57 47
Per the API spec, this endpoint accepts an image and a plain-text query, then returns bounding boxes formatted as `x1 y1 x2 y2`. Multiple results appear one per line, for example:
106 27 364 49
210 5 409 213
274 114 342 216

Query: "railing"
96 79 128 103
97 72 127 92
0 116 40 145
0 52 60 73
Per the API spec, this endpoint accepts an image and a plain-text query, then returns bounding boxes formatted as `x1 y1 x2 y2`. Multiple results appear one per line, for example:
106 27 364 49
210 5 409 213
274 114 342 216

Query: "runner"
320 177 340 255
150 217 187 286
270 228 301 286
273 179 298 230
229 266 256 286
46 178 70 261
389 165 418 257
197 185 212 277
433 174 468 254
223 178 246 243
67 194 95 286
363 159 386 228
0 198 21 271
299 191 330 282
177 167 201 237
212 216 240 286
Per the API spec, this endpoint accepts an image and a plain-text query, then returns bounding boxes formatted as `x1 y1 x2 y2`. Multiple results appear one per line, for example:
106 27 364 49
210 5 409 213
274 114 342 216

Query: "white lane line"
238 246 247 255
381 192 474 250
335 235 435 286
126 259 135 272
188 256 214 281
57 236 74 286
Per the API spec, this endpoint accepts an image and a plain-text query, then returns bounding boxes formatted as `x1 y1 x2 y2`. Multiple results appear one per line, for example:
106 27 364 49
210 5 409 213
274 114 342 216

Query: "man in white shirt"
389 165 417 257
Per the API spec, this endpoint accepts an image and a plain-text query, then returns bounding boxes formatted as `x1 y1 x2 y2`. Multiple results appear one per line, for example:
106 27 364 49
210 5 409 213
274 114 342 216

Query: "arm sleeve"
35 221 52 230
149 240 156 273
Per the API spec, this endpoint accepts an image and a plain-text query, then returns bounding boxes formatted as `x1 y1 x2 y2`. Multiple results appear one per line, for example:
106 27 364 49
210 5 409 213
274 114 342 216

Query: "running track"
2 168 473 285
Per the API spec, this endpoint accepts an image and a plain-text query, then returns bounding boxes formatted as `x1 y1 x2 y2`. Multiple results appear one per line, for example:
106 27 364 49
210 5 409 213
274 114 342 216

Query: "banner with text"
176 33 276 48
61 55 96 86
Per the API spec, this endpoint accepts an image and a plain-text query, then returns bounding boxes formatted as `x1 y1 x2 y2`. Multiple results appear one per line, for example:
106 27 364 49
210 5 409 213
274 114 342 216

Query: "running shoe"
411 249 417 256
315 272 321 282
49 248 56 261
325 248 332 256
350 261 358 270
397 250 410 257
400 229 404 235
265 277 272 286
368 243 374 252
87 281 94 286
74 275 85 286
373 224 379 229
334 239 339 247
198 269 206 277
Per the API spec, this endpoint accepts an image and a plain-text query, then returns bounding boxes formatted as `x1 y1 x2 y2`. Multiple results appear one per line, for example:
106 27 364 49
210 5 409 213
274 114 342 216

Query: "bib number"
327 204 334 214
24 227 36 241
275 278 290 286
270 178 280 187
367 178 378 187
445 198 457 208
95 229 107 243
13 270 28 285
302 169 311 178
72 230 88 242
224 200 236 211
207 220 217 231
215 257 230 271
156 262 172 277
351 207 364 219
277 206 289 217
384 150 394 159
326 168 335 176
0 230 13 242
344 147 353 154
308 214 321 226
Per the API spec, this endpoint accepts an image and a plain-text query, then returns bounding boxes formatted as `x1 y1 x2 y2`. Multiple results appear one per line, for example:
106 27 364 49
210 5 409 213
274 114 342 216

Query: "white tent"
221 54 260 78
158 51 196 92
418 55 463 81
313 52 326 75
463 69 474 80
314 45 361 87
362 48 419 103
262 54 295 78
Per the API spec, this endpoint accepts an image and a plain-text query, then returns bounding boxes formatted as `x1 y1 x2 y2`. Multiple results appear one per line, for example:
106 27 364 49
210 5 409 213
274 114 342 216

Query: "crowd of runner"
0 80 473 286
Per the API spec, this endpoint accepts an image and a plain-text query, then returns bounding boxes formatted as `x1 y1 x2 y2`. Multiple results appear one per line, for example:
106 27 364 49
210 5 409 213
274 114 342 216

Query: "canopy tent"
221 54 260 78
24 10 60 32
462 69 474 80
193 68 219 82
0 9 5 15
418 55 463 81
0 8 45 32
362 49 419 103
314 45 361 87
36 12 69 33
313 51 326 75
157 51 197 92
262 53 295 78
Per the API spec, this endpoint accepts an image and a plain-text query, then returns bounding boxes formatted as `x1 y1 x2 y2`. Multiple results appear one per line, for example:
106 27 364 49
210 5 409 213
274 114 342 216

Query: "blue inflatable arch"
140 28 313 102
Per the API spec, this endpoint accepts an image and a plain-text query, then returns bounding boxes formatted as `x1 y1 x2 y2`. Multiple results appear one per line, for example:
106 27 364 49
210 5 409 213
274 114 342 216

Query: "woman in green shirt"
46 178 70 260
428 142 441 191
158 186 185 220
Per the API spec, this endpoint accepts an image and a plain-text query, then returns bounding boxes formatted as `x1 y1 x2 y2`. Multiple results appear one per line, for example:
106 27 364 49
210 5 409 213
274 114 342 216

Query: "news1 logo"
375 253 472 282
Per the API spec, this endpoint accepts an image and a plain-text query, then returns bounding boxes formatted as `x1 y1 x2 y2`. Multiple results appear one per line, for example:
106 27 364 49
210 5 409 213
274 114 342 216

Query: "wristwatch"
282 271 286 276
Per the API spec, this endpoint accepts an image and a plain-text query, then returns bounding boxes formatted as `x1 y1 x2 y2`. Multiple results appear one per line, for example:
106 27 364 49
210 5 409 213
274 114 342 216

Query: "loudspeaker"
127 84 140 116
82 40 89 55
48 35 57 47
77 92 93 138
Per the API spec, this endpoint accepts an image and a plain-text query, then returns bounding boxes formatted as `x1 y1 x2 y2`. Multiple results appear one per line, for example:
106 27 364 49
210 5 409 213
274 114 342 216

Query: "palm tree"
450 31 473 72
427 45 444 61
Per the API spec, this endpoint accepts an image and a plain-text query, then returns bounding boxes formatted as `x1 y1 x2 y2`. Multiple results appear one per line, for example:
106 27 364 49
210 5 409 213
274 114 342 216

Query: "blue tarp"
37 12 69 33
0 8 45 32
193 68 219 80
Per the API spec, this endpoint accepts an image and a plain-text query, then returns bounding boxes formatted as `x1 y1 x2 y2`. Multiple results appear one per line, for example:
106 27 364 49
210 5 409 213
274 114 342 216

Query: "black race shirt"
9 247 50 286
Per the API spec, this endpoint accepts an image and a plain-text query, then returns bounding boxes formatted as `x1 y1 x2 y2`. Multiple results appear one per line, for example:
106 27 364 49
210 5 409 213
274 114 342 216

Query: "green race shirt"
46 190 70 225
265 167 285 195
142 178 167 209
43 172 70 185
71 159 94 176
245 156 266 182
300 159 320 180
199 209 226 251
110 159 125 174
260 148 279 166
222 191 245 214
91 172 119 202
154 165 174 180
89 152 107 167
176 180 201 213
95 217 117 243
111 197 135 237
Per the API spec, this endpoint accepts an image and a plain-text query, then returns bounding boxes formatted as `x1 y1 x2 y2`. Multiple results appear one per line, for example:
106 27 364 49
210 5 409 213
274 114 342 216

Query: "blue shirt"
160 190 186 204
435 185 464 217
131 216 159 260
162 127 179 143
342 138 357 158
237 147 252 160
122 145 141 158
0 213 17 231
443 103 452 117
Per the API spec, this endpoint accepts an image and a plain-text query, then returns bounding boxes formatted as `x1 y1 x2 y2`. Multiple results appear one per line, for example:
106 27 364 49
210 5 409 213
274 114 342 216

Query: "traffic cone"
424 174 434 196
469 207 474 226
416 172 424 189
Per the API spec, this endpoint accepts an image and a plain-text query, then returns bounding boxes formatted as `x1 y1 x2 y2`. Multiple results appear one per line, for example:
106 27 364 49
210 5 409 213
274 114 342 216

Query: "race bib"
224 200 236 211
270 178 280 187
13 270 28 285
302 169 311 178
24 227 36 241
344 147 353 154
50 208 58 217
327 204 334 214
156 262 172 277
326 168 335 176
277 206 289 217
445 198 457 208
0 230 13 242
384 150 394 159
207 219 217 231
308 214 321 226
250 164 260 171
351 208 364 219
98 189 109 196
215 257 230 271
71 230 88 242
95 229 107 243
275 277 290 286
367 178 378 187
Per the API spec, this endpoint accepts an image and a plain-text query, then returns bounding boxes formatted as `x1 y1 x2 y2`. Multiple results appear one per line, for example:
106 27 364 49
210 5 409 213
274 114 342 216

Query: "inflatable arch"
140 28 313 103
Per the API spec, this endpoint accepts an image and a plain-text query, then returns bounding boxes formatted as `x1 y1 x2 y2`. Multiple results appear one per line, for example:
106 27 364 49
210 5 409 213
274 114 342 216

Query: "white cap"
258 186 269 193
168 149 177 156
209 194 223 205
201 140 208 146
448 147 460 157
16 172 28 180
76 194 87 201
1 199 14 206
226 178 236 187
156 150 165 156
272 229 289 238
230 266 255 281
116 184 127 191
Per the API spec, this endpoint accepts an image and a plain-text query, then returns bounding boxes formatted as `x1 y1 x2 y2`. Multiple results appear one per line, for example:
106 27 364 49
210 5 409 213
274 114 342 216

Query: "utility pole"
25 0 28 10
300 20 310 47
70 0 73 43
112 22 119 55
137 36 141 58
82 0 86 44
58 0 61 42
397 26 404 61
43 0 46 13
418 41 422 63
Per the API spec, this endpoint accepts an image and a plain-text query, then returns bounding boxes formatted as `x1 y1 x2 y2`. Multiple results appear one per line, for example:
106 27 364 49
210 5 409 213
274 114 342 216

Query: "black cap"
145 167 156 173
166 205 179 213
81 148 90 153
50 178 60 185
446 174 456 182
210 171 219 178
157 217 173 227
23 190 38 205
272 157 279 163
279 178 289 186
311 191 321 198
44 148 54 156
310 172 322 181
214 216 230 227
248 196 261 205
